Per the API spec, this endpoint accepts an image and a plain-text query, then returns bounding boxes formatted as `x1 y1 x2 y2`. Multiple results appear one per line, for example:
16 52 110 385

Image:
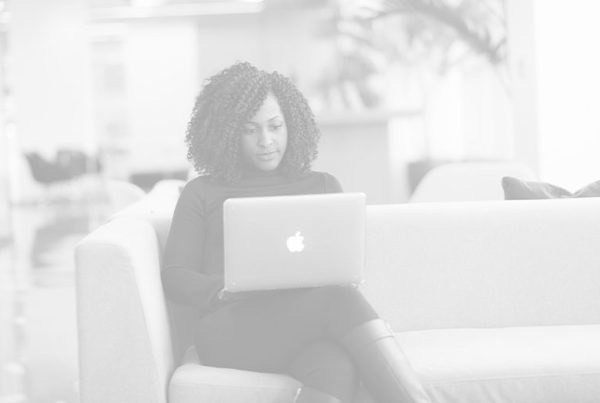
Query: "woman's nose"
257 129 273 146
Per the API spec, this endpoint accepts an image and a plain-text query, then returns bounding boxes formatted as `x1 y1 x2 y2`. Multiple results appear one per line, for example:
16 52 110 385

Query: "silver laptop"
223 192 366 293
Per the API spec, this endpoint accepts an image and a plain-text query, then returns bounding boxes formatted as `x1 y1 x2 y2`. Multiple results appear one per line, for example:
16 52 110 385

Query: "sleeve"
161 182 224 310
323 172 344 193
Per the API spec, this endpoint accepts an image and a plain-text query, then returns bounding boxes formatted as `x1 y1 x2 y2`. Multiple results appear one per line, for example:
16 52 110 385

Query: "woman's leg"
287 340 356 403
340 318 432 403
194 286 431 403
194 286 377 373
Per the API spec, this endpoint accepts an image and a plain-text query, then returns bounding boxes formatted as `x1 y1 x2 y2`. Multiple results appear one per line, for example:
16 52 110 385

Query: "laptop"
223 192 366 293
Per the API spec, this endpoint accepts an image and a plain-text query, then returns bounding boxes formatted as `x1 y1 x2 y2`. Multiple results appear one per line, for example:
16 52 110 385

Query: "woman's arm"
161 182 223 309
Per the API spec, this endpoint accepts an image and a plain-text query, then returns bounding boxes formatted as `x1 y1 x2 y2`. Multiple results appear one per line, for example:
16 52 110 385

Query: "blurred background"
1 0 600 402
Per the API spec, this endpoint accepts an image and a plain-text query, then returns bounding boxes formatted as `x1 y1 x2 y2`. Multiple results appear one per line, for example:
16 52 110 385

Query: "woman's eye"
243 126 256 135
270 124 282 131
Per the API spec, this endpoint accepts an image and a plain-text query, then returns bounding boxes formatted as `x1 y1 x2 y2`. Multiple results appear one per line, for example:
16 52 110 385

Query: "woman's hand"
216 288 244 302
217 288 230 301
216 288 283 302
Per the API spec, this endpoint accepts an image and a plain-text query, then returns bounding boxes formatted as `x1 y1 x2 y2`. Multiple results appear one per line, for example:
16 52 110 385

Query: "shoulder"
304 171 343 193
175 175 230 215
178 175 226 203
181 175 210 196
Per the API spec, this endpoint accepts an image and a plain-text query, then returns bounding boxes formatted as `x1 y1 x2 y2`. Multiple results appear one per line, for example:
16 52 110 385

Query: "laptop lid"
223 192 366 293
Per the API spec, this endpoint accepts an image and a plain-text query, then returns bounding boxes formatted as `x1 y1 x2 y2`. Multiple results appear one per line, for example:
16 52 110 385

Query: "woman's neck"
241 167 282 179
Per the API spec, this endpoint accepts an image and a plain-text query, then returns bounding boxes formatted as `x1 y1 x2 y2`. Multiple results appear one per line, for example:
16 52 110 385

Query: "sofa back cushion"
361 198 600 331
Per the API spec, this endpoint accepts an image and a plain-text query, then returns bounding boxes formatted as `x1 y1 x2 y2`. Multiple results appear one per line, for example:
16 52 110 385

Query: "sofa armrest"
108 179 183 252
75 217 174 403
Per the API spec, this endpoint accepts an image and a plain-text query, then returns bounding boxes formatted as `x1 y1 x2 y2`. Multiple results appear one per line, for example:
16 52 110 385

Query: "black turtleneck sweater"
161 170 343 315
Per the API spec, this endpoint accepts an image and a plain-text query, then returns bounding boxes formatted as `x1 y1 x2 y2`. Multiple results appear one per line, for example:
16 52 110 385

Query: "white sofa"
75 180 600 403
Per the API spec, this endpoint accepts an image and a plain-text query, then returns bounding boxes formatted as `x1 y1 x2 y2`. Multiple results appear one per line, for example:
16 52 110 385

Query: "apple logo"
286 231 305 253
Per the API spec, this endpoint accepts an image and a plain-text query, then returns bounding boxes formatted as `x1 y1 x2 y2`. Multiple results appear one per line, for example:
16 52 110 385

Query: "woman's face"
239 93 288 172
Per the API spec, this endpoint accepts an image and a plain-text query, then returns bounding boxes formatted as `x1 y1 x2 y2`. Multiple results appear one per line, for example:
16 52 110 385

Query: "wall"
506 0 539 175
0 18 9 230
259 5 335 97
534 0 600 189
509 0 600 188
424 64 513 161
5 0 93 203
195 14 261 81
10 0 93 157
123 21 200 173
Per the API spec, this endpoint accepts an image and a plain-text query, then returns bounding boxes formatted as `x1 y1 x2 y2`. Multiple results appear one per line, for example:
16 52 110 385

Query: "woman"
162 62 431 403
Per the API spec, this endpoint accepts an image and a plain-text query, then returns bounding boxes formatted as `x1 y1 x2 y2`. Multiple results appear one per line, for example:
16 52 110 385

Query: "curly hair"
185 61 321 184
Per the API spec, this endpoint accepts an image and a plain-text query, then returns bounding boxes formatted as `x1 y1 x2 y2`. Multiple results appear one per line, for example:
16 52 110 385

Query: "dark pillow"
502 177 600 200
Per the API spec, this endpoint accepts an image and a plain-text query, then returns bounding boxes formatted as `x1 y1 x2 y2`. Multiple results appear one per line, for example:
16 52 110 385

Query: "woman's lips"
257 151 278 161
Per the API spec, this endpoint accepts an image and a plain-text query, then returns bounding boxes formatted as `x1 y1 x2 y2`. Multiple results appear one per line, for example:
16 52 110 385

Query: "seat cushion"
398 325 600 403
169 363 301 403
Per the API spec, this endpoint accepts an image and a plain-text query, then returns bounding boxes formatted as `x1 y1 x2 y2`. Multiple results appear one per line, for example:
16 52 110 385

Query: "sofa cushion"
399 325 600 403
169 363 302 403
502 176 600 199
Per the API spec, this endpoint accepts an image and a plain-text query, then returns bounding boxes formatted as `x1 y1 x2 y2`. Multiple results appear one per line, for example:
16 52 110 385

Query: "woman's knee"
307 286 378 336
308 285 364 308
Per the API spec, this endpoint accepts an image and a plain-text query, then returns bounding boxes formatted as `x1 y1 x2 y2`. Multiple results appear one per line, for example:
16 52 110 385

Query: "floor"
1 200 113 403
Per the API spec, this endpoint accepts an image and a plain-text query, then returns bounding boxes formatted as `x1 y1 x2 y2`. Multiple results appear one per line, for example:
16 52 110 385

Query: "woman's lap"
195 284 379 371
194 287 331 372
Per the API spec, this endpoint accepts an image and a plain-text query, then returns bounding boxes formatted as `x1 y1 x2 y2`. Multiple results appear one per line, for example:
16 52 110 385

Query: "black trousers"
194 286 379 401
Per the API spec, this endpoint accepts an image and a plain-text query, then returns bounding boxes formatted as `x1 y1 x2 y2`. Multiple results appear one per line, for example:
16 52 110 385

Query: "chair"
408 161 537 203
15 151 144 208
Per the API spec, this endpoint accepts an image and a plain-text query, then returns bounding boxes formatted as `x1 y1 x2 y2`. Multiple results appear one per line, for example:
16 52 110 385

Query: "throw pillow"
501 177 600 200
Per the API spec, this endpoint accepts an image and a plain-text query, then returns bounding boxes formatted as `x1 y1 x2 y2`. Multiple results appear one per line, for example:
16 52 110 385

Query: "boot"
294 385 343 403
340 319 431 403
